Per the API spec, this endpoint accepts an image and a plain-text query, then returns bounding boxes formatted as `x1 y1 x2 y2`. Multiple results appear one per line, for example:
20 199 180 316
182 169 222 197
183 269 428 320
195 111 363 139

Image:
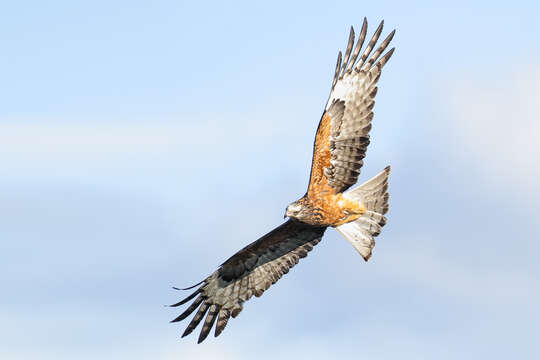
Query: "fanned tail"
336 166 390 261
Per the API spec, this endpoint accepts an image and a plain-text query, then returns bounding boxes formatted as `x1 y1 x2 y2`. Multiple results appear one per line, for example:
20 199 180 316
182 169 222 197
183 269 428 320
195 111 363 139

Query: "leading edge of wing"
170 220 327 343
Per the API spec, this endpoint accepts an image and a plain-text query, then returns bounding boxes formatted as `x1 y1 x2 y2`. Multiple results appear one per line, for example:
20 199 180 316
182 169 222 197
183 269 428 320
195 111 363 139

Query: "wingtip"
169 315 185 324
181 328 191 338
172 280 204 291
169 288 201 307
381 47 396 63
214 325 225 338
197 328 211 344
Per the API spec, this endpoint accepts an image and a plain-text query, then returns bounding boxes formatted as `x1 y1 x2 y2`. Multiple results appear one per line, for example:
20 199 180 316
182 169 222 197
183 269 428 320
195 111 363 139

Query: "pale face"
285 201 303 219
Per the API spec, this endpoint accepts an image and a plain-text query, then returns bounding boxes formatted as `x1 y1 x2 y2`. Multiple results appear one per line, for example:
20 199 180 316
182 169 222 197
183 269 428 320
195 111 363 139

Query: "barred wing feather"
171 220 326 343
316 18 395 193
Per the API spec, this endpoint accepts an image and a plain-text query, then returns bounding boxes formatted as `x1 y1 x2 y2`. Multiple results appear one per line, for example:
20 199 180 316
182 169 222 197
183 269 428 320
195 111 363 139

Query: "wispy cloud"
378 234 539 307
443 64 540 194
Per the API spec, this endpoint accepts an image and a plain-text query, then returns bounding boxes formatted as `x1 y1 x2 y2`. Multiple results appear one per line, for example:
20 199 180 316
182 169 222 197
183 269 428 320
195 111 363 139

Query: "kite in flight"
171 18 395 343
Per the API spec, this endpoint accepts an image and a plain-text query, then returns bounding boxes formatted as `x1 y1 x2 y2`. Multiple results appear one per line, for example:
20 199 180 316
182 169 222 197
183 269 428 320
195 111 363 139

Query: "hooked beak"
284 207 291 219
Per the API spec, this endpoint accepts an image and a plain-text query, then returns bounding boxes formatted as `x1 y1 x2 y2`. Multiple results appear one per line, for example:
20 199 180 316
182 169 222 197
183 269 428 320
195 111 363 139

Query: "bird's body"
171 18 395 343
291 192 366 227
289 111 368 227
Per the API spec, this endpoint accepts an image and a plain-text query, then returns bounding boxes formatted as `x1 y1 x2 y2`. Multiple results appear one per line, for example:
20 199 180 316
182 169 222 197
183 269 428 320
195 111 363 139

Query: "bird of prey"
171 18 395 343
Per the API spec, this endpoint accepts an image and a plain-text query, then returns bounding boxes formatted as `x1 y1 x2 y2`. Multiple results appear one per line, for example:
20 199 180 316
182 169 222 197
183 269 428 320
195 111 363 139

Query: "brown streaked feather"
331 51 342 91
171 220 326 343
169 288 200 307
358 20 384 69
170 294 203 323
182 302 209 338
214 309 231 338
345 17 367 74
340 26 355 79
198 304 220 343
371 48 395 75
363 29 395 70
306 102 344 198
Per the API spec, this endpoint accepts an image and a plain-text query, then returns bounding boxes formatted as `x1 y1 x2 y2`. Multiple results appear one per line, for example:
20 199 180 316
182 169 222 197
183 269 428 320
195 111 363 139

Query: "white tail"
336 166 390 261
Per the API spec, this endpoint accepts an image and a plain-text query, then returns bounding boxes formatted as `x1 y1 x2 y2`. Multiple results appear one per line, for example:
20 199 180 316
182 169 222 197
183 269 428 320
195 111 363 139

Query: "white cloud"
0 111 313 182
377 235 539 307
443 64 540 193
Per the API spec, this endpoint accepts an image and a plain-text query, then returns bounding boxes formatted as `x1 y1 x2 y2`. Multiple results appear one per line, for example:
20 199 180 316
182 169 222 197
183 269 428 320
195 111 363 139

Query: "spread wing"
170 220 326 343
307 19 395 196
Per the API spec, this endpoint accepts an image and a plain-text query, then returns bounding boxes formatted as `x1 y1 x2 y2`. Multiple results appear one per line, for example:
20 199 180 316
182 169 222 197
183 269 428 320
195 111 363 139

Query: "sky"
1 0 539 359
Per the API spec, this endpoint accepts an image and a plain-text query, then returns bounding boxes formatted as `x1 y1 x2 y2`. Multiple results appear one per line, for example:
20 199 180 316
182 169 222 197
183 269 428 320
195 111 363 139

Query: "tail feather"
336 166 390 261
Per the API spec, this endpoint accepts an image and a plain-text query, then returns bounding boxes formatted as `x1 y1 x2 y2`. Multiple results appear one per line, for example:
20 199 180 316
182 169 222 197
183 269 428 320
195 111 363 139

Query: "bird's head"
285 200 307 221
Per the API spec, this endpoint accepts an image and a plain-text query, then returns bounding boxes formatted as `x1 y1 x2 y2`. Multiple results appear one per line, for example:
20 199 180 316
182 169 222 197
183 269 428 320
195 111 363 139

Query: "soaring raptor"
171 18 395 343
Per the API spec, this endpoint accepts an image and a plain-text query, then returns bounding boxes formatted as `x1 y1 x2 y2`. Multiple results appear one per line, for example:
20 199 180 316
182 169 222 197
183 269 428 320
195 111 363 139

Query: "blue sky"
1 1 539 359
